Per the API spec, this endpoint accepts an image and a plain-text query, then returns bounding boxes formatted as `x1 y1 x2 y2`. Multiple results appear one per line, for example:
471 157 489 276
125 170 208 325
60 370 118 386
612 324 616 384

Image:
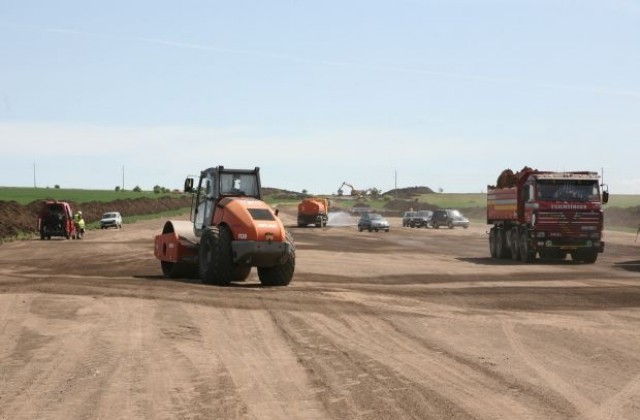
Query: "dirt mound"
492 166 534 189
605 206 640 229
384 186 435 199
383 199 439 215
0 196 191 241
262 187 307 200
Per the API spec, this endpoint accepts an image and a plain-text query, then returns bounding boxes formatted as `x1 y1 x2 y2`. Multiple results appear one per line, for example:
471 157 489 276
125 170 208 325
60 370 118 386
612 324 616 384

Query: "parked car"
100 211 123 229
358 213 390 232
411 210 433 228
402 211 417 227
430 209 469 229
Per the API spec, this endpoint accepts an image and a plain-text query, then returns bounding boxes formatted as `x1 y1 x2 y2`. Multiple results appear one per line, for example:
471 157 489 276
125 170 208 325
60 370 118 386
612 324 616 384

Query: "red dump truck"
297 198 330 227
487 169 608 263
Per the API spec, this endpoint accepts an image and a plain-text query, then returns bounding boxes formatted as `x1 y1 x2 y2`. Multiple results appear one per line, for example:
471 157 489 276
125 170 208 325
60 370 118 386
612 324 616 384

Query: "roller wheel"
161 261 197 279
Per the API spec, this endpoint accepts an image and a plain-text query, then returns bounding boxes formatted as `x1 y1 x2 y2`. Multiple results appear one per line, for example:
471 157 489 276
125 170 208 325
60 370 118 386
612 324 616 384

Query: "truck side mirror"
602 191 609 204
184 178 194 193
275 209 279 217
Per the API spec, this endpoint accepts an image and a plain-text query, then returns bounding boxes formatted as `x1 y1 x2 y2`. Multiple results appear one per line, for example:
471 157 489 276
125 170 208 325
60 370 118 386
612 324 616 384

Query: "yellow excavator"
337 182 367 197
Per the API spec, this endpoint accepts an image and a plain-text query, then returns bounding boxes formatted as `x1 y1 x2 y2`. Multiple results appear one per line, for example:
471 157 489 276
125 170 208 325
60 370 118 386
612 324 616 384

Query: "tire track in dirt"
271 310 476 419
190 304 328 420
0 295 107 419
502 321 605 419
503 320 640 420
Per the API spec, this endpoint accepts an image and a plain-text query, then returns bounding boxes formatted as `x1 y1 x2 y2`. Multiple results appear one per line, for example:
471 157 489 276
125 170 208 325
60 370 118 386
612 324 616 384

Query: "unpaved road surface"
1 213 640 420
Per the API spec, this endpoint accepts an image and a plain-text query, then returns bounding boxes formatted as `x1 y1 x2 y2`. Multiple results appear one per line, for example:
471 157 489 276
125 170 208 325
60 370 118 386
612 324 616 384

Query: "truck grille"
536 211 600 235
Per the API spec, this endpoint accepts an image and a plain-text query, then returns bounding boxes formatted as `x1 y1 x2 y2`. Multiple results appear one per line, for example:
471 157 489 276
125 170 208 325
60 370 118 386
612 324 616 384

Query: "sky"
1 0 639 195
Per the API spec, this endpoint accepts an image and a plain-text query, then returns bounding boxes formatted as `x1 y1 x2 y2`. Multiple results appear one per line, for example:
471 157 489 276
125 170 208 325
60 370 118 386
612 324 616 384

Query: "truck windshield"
220 173 259 196
536 180 599 202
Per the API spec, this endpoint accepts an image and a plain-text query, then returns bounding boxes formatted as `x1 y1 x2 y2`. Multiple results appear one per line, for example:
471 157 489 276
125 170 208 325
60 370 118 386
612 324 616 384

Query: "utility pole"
33 162 36 188
122 165 125 191
394 170 398 199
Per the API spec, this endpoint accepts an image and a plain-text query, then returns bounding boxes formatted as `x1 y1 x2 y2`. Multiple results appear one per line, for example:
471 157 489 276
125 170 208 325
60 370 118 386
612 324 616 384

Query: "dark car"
402 211 417 227
430 209 469 229
411 210 433 228
358 213 390 232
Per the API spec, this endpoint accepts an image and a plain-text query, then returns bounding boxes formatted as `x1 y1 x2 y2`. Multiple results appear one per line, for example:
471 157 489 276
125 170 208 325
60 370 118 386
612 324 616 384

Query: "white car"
100 211 123 229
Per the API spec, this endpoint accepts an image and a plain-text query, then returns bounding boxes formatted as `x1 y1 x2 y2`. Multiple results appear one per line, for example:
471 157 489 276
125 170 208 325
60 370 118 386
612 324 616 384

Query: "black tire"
432 221 439 229
258 230 295 286
489 228 498 258
233 265 252 281
510 228 520 261
198 225 234 286
519 229 535 263
496 229 510 259
448 221 454 229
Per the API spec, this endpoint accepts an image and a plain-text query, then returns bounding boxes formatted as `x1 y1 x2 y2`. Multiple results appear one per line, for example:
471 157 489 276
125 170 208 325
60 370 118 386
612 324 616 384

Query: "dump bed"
486 186 519 224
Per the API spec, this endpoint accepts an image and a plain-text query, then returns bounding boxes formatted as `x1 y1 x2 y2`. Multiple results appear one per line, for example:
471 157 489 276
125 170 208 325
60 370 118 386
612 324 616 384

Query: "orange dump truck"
297 198 330 227
487 169 608 263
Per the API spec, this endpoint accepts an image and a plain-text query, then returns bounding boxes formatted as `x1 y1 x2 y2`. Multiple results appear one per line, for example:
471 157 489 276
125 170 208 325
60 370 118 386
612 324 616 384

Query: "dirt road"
1 213 640 419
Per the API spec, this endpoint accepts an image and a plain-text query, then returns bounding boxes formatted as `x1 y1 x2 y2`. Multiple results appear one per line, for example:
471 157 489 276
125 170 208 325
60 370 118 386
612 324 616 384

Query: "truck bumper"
534 239 604 253
232 240 292 267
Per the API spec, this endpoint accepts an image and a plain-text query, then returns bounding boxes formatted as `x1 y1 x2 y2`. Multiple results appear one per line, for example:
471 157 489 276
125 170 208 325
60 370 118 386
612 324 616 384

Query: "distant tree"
369 187 381 198
302 189 308 195
153 185 162 194
438 187 444 193
133 185 142 192
115 186 121 192
54 184 60 189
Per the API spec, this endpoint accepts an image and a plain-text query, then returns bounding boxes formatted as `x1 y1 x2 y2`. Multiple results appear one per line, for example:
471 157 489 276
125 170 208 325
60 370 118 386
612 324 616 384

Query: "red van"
37 200 76 240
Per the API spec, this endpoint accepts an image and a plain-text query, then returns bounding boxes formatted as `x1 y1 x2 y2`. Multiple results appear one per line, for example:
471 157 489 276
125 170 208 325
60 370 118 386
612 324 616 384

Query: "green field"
0 187 178 204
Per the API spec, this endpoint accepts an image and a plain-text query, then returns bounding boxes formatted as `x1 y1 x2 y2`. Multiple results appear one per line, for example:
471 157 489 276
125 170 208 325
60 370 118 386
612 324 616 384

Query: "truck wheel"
258 230 295 286
448 221 454 229
496 229 510 259
432 221 439 229
199 226 233 286
510 229 520 261
489 228 498 258
519 230 535 263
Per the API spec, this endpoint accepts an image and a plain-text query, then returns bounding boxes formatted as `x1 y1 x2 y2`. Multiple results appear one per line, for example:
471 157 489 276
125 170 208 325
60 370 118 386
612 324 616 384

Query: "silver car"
358 213 390 232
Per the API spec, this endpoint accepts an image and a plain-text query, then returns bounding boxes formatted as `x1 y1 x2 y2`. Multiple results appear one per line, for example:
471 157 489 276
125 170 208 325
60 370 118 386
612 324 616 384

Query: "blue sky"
1 0 638 194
